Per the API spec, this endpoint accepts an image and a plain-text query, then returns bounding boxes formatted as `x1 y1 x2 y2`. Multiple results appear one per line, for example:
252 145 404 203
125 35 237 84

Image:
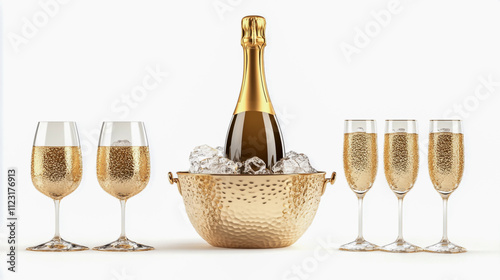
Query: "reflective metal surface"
169 171 335 248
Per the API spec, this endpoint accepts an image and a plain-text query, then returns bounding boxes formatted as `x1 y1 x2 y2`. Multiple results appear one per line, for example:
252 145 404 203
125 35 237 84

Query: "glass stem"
442 197 449 243
53 199 61 240
397 197 404 242
356 196 364 241
120 199 127 239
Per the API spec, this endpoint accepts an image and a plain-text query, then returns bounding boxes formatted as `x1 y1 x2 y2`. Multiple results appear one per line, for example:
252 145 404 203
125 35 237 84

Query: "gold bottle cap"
241 16 266 47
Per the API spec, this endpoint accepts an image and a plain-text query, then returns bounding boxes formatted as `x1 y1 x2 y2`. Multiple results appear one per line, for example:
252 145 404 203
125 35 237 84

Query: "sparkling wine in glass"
379 120 422 253
93 121 153 251
28 122 88 251
340 120 379 251
425 120 466 253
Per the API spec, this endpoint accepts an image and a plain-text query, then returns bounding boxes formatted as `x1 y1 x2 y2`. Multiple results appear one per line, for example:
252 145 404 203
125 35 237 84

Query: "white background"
2 0 500 279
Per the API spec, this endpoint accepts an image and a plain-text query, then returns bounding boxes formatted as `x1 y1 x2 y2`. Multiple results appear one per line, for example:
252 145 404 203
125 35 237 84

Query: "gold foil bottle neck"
241 16 266 47
234 15 275 115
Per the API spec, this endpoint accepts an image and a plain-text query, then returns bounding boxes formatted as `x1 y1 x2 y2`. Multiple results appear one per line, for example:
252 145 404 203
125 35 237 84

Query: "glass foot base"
425 240 466 254
379 239 422 253
93 237 154 252
27 237 89 252
339 239 378 251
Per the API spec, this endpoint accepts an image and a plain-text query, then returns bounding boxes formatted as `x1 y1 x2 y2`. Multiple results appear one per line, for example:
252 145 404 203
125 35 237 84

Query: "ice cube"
189 145 221 164
272 151 317 174
111 140 132 146
215 146 226 157
243 157 271 174
189 161 200 174
198 157 240 174
189 145 316 175
216 157 241 174
189 145 240 174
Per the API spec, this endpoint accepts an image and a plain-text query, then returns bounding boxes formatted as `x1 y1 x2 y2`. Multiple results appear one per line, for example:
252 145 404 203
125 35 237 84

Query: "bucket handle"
168 172 182 195
321 172 336 196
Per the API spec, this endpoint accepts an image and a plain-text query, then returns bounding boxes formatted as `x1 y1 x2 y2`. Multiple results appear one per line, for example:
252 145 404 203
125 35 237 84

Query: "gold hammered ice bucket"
168 171 336 248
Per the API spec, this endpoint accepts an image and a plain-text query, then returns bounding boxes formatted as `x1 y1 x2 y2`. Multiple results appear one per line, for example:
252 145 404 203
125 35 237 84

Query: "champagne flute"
28 122 88 251
379 120 422 253
425 120 466 253
340 120 378 251
93 121 153 251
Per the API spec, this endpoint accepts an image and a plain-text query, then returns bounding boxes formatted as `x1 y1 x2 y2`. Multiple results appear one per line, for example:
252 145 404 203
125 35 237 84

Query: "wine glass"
93 121 153 251
425 120 466 253
379 120 422 253
340 120 378 251
28 122 88 251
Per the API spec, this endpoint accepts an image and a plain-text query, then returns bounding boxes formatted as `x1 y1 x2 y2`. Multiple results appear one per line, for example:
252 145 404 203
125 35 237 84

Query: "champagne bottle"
224 16 285 168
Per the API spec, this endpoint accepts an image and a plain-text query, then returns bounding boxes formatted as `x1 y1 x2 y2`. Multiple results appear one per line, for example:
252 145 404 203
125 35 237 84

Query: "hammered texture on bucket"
176 172 326 248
